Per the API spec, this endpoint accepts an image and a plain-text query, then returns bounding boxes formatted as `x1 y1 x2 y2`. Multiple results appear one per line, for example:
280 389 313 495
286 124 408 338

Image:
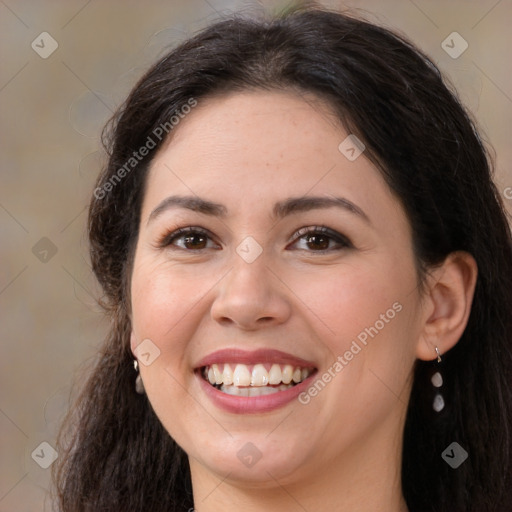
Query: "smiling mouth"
200 362 316 397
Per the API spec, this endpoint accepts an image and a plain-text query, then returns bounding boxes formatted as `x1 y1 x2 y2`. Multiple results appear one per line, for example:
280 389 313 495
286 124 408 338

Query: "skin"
129 90 477 512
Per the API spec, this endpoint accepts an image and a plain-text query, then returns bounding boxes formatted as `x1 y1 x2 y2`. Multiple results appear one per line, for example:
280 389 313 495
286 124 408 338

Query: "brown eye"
181 233 208 250
159 227 220 251
304 233 331 251
288 226 352 252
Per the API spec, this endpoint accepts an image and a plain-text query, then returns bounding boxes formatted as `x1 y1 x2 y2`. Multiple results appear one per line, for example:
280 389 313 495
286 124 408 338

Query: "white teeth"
281 365 293 384
233 364 251 387
220 383 294 396
268 364 282 385
251 364 269 386
212 364 223 385
223 363 233 385
203 362 313 388
238 386 249 397
249 386 277 396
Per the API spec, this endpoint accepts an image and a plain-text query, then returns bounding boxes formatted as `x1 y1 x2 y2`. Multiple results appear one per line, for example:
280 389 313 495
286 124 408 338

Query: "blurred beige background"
1 0 511 510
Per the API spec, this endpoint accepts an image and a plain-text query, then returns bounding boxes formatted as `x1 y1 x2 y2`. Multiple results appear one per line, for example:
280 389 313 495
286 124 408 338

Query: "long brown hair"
52 6 512 511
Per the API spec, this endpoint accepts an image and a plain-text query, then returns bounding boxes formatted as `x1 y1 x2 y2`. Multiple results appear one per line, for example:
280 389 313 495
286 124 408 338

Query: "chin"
189 433 311 485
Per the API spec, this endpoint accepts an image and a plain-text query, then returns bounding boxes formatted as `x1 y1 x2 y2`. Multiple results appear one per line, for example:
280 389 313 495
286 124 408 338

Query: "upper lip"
194 348 317 369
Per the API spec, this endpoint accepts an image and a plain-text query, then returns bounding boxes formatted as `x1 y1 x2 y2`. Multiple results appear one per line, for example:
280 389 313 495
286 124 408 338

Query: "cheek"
130 257 192 354
130 255 224 366
285 254 413 345
290 255 418 406
129 258 211 437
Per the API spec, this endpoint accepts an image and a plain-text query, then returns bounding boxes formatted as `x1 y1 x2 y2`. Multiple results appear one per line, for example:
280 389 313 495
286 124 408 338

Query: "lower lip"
196 370 317 414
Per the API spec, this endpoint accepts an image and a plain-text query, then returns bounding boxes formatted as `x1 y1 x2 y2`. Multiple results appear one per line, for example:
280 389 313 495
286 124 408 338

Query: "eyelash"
157 225 353 253
291 225 352 252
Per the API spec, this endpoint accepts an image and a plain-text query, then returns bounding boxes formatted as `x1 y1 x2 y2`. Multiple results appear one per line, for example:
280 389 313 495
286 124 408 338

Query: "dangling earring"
134 359 145 395
431 347 444 412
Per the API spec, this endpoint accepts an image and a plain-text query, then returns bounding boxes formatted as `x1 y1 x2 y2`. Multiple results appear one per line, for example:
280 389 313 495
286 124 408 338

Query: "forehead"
142 90 404 228
155 89 343 168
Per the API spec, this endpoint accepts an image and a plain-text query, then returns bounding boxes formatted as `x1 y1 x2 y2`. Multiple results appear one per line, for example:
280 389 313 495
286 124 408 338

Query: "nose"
210 256 292 331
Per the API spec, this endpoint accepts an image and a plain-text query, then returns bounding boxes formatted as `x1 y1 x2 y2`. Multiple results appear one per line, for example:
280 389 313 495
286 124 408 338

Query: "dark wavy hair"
52 5 512 512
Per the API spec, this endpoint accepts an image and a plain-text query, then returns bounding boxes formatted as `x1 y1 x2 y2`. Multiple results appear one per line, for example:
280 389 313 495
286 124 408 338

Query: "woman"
52 5 512 512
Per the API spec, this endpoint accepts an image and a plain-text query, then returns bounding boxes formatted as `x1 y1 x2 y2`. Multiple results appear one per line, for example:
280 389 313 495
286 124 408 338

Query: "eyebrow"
147 194 370 225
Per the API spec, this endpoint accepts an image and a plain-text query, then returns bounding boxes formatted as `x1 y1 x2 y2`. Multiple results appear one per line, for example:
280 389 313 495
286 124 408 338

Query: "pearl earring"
432 347 444 412
133 360 145 395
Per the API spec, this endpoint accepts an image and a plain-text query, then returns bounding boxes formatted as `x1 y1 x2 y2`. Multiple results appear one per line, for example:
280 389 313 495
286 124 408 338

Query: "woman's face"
130 90 425 486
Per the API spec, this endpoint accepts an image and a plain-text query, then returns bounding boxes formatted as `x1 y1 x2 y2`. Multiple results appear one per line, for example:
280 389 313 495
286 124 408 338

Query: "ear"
416 251 478 361
130 331 138 356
